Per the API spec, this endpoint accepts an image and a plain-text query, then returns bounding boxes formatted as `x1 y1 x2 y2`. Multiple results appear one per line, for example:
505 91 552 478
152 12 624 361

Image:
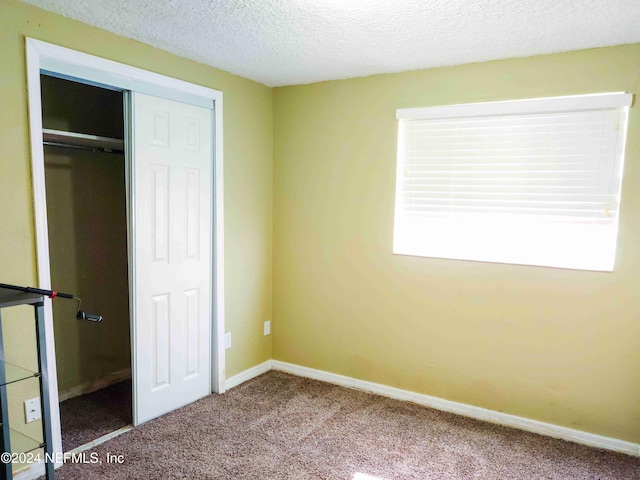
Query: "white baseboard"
68 425 133 454
58 368 131 402
272 360 640 457
224 360 272 390
51 361 637 458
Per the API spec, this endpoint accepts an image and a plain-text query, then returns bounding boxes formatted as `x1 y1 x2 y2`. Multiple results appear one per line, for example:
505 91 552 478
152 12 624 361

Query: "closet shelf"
42 128 124 153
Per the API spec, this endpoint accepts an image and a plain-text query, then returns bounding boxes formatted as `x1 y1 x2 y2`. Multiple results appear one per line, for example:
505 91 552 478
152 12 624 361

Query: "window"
393 93 632 271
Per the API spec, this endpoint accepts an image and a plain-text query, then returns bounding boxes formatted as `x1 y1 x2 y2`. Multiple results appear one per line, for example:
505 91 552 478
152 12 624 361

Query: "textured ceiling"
20 0 640 87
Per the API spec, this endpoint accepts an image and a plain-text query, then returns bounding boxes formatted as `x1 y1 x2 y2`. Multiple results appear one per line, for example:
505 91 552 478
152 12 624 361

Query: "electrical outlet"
225 332 232 349
264 320 271 336
24 397 41 423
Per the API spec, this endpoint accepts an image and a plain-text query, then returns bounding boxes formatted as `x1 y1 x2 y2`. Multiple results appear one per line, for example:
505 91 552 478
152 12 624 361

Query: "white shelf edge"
42 128 124 151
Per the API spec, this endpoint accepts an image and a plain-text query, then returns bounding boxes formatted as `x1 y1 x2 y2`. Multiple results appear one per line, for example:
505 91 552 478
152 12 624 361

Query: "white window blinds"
394 93 632 271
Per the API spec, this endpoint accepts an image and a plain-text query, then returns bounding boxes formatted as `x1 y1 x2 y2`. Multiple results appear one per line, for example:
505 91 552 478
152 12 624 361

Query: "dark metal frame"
0 286 54 480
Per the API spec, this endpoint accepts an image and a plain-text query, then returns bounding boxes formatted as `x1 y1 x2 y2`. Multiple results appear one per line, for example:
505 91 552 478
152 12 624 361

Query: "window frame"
393 92 633 271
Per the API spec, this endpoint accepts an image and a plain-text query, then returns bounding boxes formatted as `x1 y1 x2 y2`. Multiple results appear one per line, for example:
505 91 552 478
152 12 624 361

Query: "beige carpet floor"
49 371 639 479
60 380 132 451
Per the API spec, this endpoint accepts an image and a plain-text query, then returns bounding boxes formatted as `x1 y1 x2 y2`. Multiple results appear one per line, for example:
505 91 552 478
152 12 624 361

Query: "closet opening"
40 74 132 452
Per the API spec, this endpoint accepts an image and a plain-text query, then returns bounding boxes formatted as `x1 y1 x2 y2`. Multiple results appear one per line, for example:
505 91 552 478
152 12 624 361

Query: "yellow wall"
0 0 273 381
45 148 131 393
273 45 640 443
3 0 640 448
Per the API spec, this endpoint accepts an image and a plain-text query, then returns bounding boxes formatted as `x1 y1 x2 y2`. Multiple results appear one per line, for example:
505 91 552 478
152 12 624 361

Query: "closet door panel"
132 92 212 425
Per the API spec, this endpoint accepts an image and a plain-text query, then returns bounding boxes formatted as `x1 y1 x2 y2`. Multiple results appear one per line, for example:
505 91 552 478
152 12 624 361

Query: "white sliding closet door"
132 92 212 424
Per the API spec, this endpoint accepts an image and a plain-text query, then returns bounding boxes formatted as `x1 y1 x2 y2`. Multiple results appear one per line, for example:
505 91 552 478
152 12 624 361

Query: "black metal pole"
0 284 73 300
0 309 12 480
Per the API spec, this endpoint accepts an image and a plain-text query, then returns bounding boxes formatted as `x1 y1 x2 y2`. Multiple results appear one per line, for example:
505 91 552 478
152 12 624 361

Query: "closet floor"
60 379 132 452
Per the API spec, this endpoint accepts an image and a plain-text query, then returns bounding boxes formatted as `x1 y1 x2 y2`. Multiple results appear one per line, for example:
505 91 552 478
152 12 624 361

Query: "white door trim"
25 38 226 467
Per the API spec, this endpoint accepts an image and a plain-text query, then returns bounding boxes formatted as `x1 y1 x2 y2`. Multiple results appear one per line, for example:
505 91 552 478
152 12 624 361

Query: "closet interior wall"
41 75 131 397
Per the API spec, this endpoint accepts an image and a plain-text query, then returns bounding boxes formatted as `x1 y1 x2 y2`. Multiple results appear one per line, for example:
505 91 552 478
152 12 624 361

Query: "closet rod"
42 128 124 153
43 141 124 154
